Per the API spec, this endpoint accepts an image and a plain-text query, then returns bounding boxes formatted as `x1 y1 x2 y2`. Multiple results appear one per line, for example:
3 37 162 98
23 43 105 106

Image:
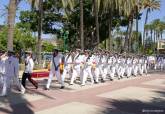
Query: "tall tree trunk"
161 31 163 39
108 8 112 51
136 5 139 54
105 18 108 50
7 0 18 51
150 30 153 42
80 0 84 50
153 30 156 54
143 8 149 52
37 0 43 65
94 0 100 48
124 22 130 53
128 18 133 53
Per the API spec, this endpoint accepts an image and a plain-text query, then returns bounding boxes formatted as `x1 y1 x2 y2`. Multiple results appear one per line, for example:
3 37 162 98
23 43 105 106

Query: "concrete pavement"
0 72 165 114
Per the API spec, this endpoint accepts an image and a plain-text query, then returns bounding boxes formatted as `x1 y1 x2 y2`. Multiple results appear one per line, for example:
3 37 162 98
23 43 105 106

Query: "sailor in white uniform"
1 51 25 96
92 53 100 83
132 57 138 76
82 52 94 86
61 51 73 84
45 49 65 90
126 57 132 78
70 50 82 85
0 51 6 88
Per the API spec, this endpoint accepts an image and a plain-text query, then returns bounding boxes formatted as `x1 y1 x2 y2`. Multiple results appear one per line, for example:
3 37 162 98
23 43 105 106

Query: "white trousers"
70 65 82 85
109 66 116 79
102 66 109 80
143 64 147 74
61 65 72 84
126 66 132 77
46 69 63 89
1 76 25 96
82 66 94 85
116 66 124 78
93 67 100 83
138 64 143 75
133 65 138 76
99 64 106 80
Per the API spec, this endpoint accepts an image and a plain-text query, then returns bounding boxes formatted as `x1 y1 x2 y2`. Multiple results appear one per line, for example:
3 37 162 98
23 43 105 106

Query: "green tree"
42 41 54 52
0 25 36 52
142 0 160 47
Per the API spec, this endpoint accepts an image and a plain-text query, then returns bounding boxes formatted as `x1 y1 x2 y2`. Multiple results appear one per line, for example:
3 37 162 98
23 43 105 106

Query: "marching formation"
45 49 165 89
0 49 165 96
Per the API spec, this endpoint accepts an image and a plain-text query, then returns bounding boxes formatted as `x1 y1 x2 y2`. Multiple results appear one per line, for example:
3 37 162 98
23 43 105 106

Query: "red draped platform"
31 69 50 78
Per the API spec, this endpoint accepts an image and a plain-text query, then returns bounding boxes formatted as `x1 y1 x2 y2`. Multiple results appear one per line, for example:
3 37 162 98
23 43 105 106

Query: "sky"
0 0 165 37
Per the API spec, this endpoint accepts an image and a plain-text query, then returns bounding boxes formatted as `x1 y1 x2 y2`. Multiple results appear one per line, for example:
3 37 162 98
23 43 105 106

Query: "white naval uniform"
82 55 94 85
98 55 107 81
0 58 5 87
70 54 85 85
101 55 109 80
109 57 116 80
1 56 25 96
120 58 126 78
46 54 64 89
138 58 143 75
61 54 73 82
116 58 123 79
163 58 165 70
92 55 100 83
132 58 138 76
143 58 148 74
126 58 132 77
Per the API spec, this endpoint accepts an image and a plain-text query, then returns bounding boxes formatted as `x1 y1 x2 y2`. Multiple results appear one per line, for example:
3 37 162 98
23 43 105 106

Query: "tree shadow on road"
0 92 34 114
101 90 165 114
0 82 58 114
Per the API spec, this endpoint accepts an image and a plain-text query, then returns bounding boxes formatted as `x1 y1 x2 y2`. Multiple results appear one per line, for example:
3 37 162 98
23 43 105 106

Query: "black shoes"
60 86 65 89
35 84 38 89
101 79 105 83
45 87 49 90
110 78 114 81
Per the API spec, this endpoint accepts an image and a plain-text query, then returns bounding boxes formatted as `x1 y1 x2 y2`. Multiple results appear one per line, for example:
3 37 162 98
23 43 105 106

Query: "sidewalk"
0 72 165 114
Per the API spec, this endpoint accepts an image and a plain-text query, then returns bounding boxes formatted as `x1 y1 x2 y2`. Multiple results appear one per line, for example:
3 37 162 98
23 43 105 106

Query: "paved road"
0 72 165 114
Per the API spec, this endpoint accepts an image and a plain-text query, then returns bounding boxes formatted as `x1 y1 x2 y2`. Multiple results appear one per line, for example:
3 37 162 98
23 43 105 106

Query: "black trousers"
21 72 38 88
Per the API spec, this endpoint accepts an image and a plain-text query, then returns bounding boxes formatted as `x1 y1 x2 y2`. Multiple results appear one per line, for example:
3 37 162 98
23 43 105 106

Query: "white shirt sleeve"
29 58 34 73
14 58 19 77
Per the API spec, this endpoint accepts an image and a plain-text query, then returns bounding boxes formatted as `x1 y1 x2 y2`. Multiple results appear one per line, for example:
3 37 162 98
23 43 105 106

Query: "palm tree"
62 0 84 50
151 19 161 54
7 0 21 51
158 21 165 39
94 0 100 48
144 24 150 44
28 0 43 65
101 0 123 51
80 0 84 50
37 0 43 65
142 0 160 47
124 1 137 53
